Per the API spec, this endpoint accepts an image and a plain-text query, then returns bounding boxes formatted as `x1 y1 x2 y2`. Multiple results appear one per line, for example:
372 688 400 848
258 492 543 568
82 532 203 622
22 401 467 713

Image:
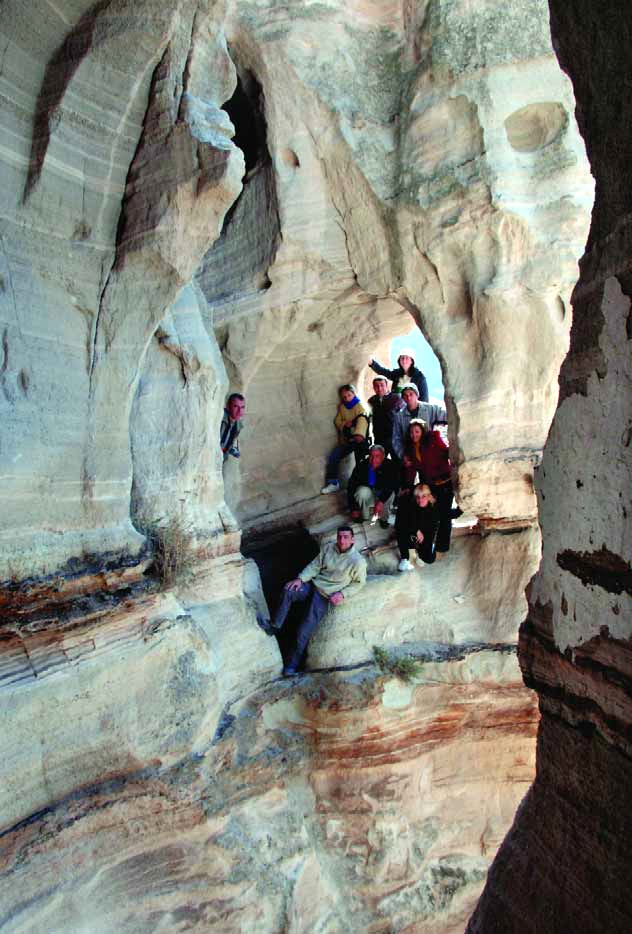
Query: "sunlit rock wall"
200 0 593 527
468 2 632 931
0 0 244 581
0 1 602 932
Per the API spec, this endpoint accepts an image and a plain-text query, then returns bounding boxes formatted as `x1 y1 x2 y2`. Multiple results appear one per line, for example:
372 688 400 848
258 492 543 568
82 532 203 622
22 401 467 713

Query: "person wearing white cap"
368 349 428 401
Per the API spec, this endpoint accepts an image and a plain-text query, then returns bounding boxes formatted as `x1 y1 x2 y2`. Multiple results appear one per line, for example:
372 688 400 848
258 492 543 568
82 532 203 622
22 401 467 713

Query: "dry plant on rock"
372 645 421 683
145 518 196 590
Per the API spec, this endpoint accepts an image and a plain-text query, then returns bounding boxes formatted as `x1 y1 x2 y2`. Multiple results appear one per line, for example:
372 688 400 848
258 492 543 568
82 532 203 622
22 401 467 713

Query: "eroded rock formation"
468 3 632 931
2 1 624 932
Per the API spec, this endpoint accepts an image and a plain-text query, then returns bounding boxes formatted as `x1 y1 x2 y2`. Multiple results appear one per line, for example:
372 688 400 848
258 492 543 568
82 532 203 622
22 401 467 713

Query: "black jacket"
397 495 440 541
368 392 405 450
347 456 398 510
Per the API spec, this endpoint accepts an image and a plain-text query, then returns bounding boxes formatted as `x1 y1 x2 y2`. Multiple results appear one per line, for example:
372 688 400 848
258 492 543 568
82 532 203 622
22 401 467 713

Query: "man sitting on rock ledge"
347 444 398 524
264 526 367 677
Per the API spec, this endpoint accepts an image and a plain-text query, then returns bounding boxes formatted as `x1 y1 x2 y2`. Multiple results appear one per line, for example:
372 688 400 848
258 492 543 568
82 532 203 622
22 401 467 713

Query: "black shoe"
257 615 277 636
282 666 300 677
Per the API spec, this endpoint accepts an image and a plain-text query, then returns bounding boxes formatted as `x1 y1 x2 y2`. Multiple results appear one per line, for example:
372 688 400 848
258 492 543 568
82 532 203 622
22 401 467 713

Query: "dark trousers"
273 581 329 668
431 481 454 552
325 440 368 481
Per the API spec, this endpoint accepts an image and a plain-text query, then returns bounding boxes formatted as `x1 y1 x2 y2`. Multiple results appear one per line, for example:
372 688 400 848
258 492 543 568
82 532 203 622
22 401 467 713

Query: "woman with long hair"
368 348 428 401
399 418 455 557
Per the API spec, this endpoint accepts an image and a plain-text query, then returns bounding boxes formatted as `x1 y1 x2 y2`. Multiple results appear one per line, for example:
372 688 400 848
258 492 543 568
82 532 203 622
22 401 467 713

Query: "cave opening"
196 62 280 306
222 66 269 175
242 526 321 666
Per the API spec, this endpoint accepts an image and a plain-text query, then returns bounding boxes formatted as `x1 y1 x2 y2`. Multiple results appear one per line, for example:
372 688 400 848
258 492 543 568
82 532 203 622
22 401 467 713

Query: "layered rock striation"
1 650 536 932
468 2 632 931
0 1 611 932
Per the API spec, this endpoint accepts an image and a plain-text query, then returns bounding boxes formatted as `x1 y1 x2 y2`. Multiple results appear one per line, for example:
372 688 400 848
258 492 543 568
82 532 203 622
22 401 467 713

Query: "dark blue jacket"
347 456 398 510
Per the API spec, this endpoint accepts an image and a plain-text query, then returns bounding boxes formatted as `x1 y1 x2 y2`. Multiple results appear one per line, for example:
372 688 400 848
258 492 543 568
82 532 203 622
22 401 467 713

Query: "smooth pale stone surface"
0 2 607 933
189 0 594 534
0 0 244 581
530 276 632 654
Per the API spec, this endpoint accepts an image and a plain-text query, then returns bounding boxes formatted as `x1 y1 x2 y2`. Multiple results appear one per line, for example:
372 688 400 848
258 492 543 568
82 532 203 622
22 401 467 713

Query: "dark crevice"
195 60 281 307
242 527 320 665
222 68 268 173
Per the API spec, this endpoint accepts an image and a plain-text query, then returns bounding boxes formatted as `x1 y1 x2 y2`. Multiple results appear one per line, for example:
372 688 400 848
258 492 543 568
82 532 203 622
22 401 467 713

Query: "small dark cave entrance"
195 61 280 306
242 527 320 666
222 66 268 174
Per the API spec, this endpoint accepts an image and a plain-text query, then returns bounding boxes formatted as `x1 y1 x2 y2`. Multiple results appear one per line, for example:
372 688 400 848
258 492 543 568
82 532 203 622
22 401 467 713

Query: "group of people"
321 350 458 571
219 350 460 676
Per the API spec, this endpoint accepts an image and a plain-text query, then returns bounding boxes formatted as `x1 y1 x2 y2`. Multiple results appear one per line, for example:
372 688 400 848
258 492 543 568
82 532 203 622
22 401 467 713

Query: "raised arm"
369 358 397 380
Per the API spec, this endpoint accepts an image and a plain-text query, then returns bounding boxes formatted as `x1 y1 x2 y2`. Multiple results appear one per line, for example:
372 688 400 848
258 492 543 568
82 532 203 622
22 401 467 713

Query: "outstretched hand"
368 357 374 366
286 578 303 591
329 591 344 606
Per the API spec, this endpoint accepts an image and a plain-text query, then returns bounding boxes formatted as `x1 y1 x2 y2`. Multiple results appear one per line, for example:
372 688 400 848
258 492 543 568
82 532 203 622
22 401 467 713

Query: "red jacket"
403 431 451 486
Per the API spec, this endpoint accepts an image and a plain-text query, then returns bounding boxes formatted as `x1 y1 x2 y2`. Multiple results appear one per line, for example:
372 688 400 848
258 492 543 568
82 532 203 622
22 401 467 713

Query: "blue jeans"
325 440 368 482
273 581 330 668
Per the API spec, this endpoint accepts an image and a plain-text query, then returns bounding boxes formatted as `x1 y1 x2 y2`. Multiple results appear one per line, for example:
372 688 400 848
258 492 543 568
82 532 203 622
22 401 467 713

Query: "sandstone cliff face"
1 653 536 932
0 1 607 931
468 2 632 932
204 0 593 527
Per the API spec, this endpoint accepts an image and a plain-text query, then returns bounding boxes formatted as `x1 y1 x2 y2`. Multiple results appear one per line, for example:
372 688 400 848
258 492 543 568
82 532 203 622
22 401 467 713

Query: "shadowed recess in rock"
196 64 281 307
23 0 112 202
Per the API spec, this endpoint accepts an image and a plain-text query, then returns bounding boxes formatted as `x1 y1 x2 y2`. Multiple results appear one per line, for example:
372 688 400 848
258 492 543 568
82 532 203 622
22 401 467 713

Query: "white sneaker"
398 558 414 572
320 482 340 494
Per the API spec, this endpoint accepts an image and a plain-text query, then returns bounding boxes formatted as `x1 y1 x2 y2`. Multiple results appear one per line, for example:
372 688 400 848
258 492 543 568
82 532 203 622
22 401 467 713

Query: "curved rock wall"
468 2 632 931
0 0 244 581
0 2 611 932
202 0 593 527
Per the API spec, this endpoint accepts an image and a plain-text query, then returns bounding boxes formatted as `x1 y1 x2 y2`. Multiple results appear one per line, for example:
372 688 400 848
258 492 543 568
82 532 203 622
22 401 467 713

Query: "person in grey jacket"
266 526 367 676
392 383 447 460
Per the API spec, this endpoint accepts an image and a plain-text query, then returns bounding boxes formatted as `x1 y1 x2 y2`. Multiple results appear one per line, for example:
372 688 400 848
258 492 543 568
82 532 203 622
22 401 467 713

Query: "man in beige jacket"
268 526 367 676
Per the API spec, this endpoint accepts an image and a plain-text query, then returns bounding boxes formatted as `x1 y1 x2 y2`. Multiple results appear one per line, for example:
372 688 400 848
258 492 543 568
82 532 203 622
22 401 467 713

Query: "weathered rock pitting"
468 2 632 931
2 0 621 931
